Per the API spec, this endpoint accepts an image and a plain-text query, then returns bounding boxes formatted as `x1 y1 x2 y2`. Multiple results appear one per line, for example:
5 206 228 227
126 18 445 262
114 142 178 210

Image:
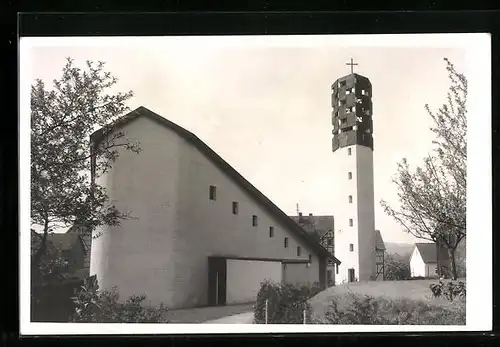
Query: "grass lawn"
309 279 465 324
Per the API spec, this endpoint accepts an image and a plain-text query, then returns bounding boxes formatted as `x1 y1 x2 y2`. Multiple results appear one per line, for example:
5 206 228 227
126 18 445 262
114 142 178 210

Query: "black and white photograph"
20 33 491 334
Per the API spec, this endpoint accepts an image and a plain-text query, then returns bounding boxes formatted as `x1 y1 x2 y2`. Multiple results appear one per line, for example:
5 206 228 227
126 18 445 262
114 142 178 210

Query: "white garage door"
226 259 283 304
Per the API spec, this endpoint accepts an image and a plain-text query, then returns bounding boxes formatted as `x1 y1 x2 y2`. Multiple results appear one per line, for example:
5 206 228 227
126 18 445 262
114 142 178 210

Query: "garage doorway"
208 257 227 306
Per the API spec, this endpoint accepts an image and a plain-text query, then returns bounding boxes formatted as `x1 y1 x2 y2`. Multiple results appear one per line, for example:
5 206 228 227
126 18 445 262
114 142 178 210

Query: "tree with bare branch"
30 58 141 284
380 58 467 279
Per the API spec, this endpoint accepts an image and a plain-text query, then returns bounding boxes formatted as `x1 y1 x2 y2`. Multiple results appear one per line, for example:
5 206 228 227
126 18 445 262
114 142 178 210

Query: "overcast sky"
25 36 468 244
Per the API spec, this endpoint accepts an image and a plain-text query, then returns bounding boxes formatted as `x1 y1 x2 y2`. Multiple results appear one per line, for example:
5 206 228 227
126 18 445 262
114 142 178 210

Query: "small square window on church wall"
349 218 353 227
297 246 301 256
284 237 289 248
232 201 239 214
252 215 258 227
269 226 274 238
209 185 217 200
348 172 352 180
349 244 354 252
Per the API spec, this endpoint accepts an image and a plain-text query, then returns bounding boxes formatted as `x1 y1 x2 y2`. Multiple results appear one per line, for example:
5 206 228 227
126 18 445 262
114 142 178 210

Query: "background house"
409 243 439 278
290 213 336 286
31 228 90 281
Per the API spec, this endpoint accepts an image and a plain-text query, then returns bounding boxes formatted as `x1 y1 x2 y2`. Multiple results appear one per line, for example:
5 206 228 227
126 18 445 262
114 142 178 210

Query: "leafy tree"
380 58 467 279
384 253 411 281
31 58 141 284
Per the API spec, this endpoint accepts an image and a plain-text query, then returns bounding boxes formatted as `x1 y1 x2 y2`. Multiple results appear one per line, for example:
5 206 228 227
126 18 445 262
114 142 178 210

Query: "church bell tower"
331 59 377 284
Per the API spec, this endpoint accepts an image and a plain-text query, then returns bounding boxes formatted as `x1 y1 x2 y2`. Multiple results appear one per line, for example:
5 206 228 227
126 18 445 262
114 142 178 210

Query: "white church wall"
283 263 318 286
332 144 376 284
355 145 377 281
90 115 183 307
226 259 282 304
172 137 323 307
92 112 326 309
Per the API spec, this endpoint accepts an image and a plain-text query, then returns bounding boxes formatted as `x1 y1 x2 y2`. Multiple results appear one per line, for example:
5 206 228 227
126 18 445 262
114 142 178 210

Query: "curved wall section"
90 115 183 307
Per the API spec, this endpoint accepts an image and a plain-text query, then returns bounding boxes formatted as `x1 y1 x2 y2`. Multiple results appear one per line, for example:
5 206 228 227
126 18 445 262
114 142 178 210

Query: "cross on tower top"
346 58 358 74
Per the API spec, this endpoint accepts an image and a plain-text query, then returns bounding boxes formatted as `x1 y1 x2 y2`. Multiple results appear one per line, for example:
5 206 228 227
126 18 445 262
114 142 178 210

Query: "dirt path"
203 311 254 324
163 303 254 323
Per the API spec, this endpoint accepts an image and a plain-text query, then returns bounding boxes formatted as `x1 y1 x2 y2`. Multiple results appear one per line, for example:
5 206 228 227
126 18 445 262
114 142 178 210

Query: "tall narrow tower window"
269 226 274 238
209 185 217 200
232 201 239 214
347 148 352 156
349 244 354 252
348 172 352 180
284 238 289 248
297 246 302 256
252 215 258 227
349 218 353 227
348 195 353 203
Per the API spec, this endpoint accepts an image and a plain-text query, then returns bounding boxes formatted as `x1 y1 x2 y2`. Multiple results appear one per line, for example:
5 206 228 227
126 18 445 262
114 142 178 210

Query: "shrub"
429 279 466 302
71 275 169 323
323 293 465 325
254 281 321 324
384 258 411 281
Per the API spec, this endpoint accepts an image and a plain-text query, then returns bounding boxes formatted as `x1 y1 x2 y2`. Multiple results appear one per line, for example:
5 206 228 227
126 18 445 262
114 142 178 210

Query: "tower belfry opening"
331 65 374 152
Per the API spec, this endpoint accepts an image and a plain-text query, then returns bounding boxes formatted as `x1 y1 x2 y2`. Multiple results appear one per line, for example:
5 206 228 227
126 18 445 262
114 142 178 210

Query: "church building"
90 107 340 310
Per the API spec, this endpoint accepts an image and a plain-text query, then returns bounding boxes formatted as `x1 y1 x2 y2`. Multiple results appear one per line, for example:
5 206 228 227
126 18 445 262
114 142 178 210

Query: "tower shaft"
331 72 376 284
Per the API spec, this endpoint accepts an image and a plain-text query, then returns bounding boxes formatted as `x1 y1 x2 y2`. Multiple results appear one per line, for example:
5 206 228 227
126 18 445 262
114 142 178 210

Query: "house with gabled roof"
409 243 440 278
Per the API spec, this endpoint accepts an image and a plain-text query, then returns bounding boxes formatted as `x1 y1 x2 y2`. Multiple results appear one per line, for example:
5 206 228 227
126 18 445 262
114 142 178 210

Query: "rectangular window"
347 148 352 155
309 254 312 263
209 185 217 200
252 215 258 227
349 244 354 252
348 172 352 180
349 218 353 227
284 238 289 248
232 201 239 214
336 264 339 274
269 226 274 238
297 246 301 256
327 238 333 246
348 195 353 203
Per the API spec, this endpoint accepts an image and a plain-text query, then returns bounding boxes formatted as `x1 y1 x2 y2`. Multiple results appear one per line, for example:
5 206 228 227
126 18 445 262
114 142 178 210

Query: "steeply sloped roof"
46 233 81 251
91 107 340 265
375 230 386 251
415 243 437 264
